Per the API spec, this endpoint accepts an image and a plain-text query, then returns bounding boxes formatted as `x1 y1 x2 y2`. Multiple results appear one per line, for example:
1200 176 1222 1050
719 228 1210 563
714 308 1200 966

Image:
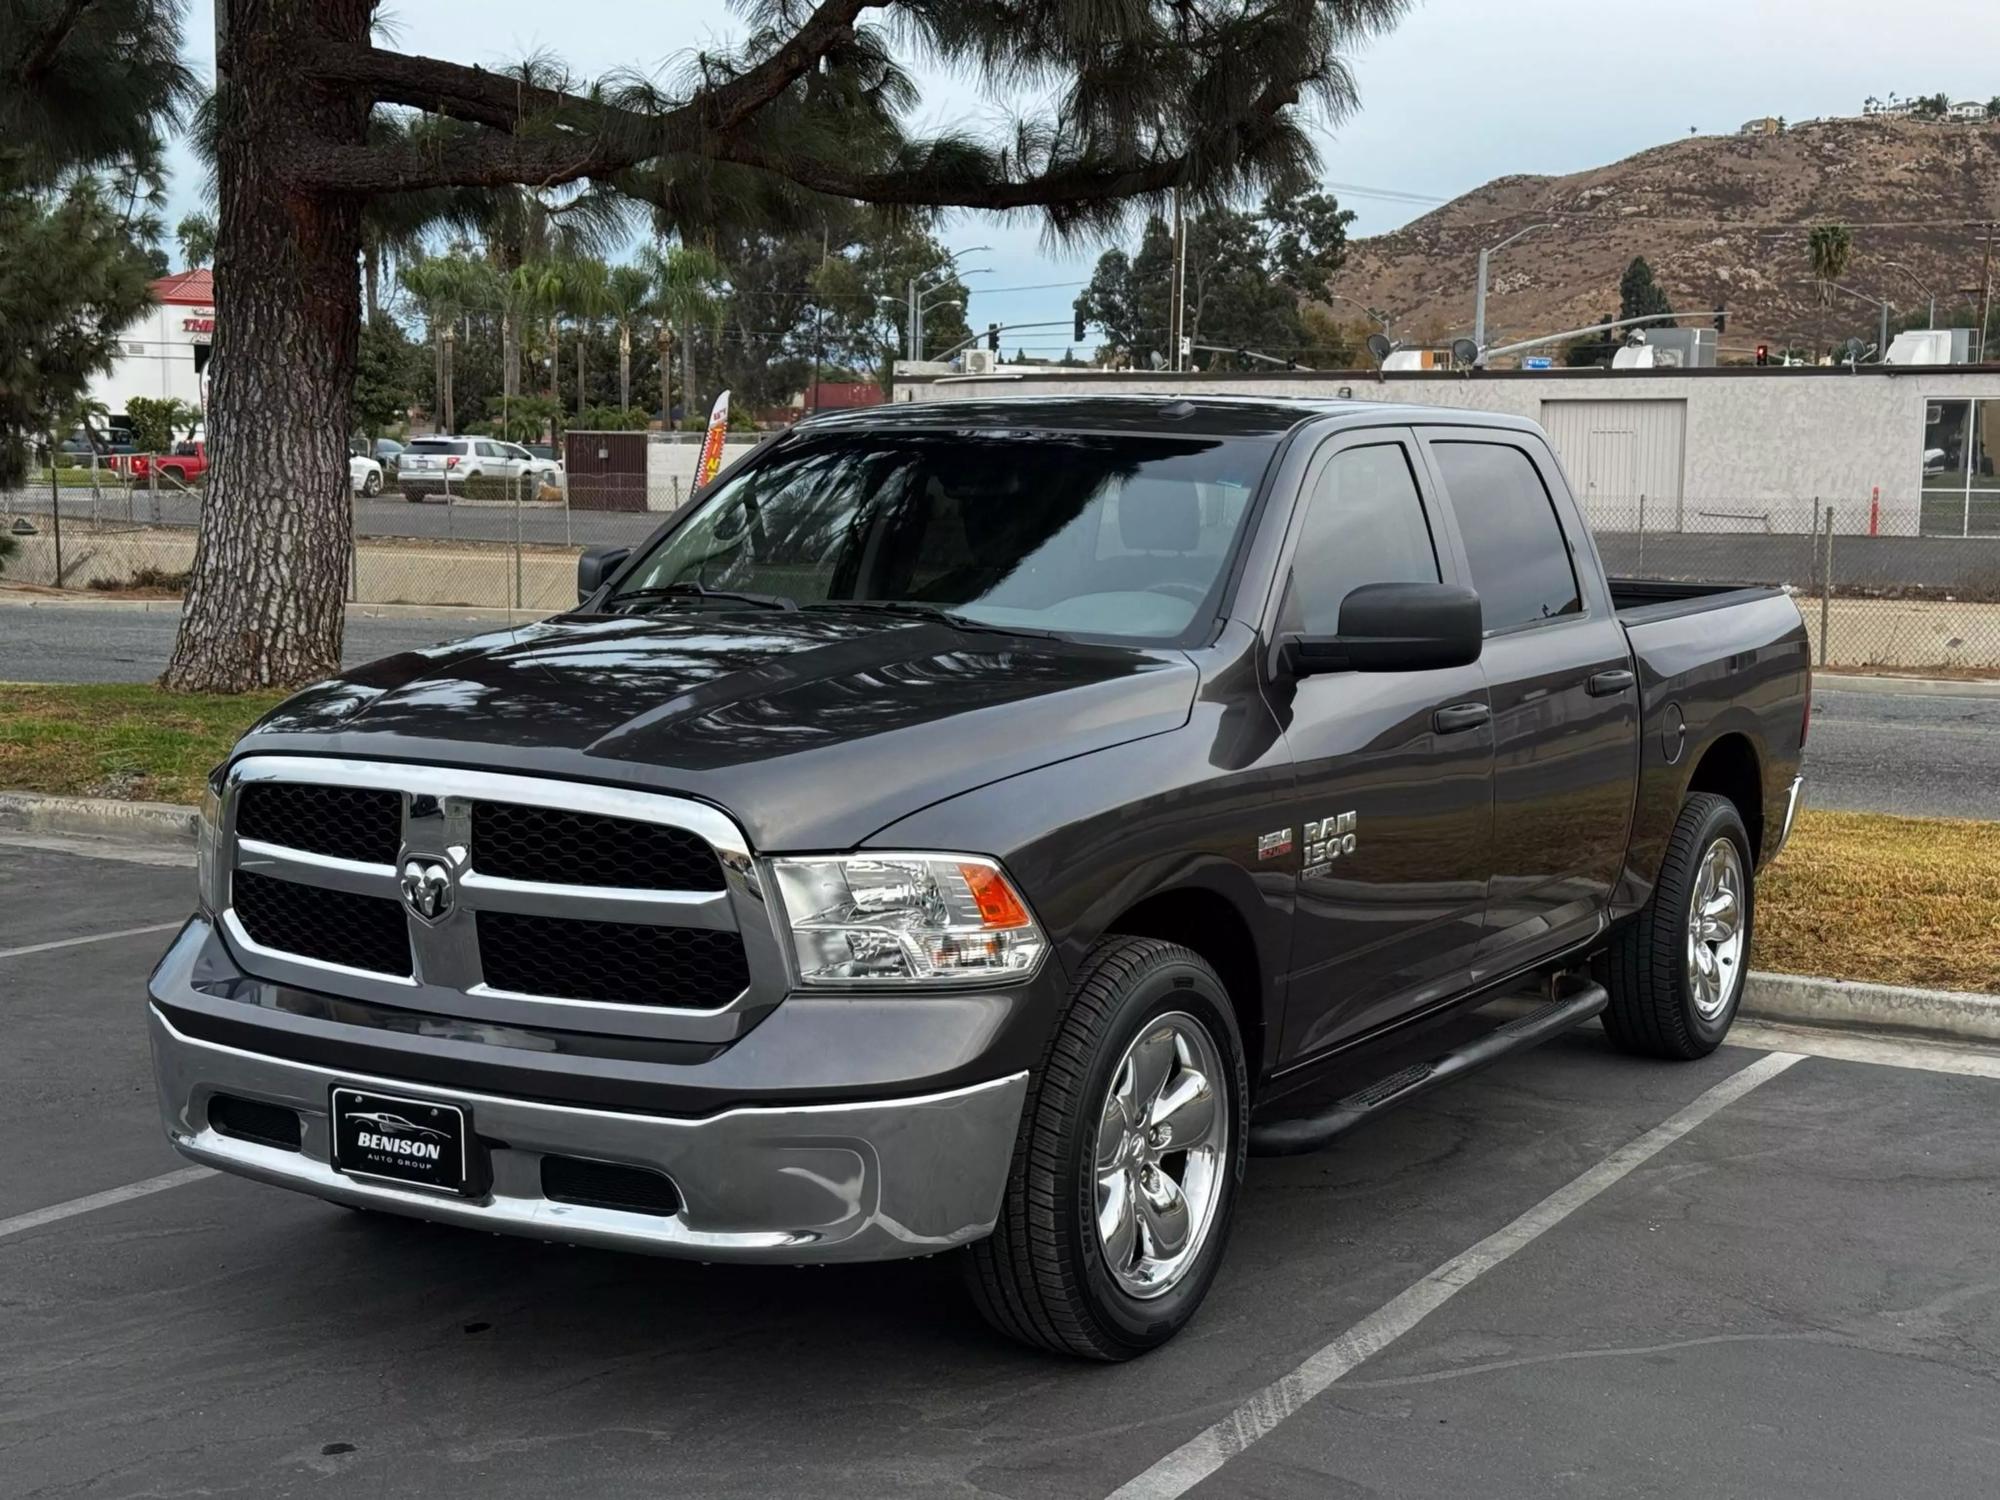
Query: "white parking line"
1105 1050 1804 1500
0 921 182 961
0 1167 217 1243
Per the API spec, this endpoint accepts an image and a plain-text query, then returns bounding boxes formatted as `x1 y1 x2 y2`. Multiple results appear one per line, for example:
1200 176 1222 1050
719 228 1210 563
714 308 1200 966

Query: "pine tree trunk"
162 0 370 694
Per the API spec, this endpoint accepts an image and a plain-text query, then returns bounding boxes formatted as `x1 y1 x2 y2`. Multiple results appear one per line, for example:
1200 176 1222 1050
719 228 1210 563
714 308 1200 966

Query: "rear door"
1417 427 1640 980
1269 428 1496 1062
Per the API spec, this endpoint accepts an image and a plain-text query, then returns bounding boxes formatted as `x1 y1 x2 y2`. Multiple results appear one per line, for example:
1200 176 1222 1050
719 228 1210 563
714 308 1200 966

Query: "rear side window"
1281 442 1439 636
1431 441 1581 631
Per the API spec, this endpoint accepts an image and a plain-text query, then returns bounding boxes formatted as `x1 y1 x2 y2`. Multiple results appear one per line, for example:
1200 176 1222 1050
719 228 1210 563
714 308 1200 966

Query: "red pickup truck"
120 440 208 485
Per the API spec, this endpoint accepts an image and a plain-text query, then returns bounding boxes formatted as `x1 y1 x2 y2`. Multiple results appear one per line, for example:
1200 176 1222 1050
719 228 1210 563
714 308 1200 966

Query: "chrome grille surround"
218 756 779 1044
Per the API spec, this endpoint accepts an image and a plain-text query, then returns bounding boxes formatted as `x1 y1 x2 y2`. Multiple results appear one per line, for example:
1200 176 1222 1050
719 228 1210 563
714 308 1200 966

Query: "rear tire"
362 470 382 497
965 937 1248 1360
1599 792 1754 1060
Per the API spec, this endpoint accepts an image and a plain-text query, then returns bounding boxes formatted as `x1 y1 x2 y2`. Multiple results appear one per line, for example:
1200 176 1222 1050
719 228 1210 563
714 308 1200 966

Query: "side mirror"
1280 582 1483 677
576 545 630 604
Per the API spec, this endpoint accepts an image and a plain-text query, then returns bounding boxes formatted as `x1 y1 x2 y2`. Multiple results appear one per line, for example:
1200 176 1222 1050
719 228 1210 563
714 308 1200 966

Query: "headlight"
769 853 1047 987
195 771 225 915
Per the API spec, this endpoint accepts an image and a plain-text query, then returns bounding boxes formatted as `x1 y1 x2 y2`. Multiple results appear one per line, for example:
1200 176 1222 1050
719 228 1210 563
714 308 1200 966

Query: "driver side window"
1281 440 1440 636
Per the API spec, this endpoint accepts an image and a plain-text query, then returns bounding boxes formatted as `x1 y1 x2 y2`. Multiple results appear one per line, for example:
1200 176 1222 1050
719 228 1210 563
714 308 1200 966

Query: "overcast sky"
168 0 2000 356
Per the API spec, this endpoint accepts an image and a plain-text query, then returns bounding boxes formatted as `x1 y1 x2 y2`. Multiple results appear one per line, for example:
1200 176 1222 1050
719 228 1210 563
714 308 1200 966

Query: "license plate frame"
330 1086 471 1196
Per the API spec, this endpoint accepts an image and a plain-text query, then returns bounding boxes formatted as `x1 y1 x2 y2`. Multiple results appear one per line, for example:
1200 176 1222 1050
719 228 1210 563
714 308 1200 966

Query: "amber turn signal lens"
960 862 1031 929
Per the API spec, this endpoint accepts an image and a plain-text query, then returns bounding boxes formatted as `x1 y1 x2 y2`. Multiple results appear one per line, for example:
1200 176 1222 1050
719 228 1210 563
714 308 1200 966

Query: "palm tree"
1809 224 1854 306
643 243 725 423
558 257 612 417
398 254 478 432
603 265 655 414
175 211 216 268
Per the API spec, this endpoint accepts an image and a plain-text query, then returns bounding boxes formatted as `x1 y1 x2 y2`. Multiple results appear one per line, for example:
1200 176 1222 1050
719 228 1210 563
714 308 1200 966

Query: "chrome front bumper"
149 1005 1027 1264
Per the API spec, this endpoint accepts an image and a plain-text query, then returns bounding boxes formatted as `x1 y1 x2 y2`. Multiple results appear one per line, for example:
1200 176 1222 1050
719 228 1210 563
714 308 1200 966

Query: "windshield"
609 429 1273 641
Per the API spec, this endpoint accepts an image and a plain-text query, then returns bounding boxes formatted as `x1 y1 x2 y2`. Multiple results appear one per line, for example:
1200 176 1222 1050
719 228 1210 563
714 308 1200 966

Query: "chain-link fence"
1 451 723 617
6 475 2000 673
1586 496 2000 673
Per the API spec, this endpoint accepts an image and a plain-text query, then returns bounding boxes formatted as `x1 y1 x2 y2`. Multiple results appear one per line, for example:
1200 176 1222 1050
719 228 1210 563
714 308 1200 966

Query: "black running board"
1248 982 1609 1158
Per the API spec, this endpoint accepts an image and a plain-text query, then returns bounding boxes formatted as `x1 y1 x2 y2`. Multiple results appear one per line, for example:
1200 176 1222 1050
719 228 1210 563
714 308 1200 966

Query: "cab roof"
799 392 1538 442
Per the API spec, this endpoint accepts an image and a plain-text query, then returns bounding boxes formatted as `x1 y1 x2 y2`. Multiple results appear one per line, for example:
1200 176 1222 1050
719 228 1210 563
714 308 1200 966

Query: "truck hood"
238 611 1198 851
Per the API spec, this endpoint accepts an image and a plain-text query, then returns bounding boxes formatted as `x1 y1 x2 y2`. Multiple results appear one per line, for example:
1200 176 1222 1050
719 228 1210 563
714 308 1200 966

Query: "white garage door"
1539 399 1687 529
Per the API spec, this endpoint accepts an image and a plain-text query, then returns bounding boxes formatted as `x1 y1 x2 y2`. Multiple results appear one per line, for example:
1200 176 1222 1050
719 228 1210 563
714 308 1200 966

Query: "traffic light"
986 322 999 353
1755 343 1770 366
1073 309 1087 342
1714 303 1727 333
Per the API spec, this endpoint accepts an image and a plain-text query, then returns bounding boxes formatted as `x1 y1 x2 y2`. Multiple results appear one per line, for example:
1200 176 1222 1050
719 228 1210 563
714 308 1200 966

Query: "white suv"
397 437 561 501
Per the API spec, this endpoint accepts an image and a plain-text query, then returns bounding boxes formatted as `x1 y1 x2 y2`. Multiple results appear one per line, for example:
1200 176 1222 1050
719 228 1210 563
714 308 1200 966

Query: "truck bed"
1609 577 1786 626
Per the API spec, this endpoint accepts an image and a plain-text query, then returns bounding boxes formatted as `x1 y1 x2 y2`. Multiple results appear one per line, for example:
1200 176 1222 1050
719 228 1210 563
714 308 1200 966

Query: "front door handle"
1588 669 1636 697
1433 702 1491 734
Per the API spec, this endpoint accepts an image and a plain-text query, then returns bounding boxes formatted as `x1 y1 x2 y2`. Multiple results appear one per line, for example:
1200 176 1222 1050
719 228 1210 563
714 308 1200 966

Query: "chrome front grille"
218 757 778 1042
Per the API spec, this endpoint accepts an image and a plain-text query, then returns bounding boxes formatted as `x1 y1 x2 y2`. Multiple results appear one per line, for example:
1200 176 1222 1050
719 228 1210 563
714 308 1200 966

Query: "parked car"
351 436 405 476
121 440 208 485
150 397 1809 1361
348 454 384 497
397 436 559 500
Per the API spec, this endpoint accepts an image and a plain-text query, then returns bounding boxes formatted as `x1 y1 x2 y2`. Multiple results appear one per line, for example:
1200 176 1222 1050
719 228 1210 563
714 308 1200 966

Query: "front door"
1269 430 1496 1064
1418 430 1640 980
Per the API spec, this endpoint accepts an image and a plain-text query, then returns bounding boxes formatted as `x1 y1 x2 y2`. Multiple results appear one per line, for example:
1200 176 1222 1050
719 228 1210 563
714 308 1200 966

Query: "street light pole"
1881 261 1938 328
1473 224 1552 352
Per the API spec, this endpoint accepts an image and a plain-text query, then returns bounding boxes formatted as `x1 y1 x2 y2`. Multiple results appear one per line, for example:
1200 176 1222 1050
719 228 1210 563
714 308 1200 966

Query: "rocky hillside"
1332 117 2000 357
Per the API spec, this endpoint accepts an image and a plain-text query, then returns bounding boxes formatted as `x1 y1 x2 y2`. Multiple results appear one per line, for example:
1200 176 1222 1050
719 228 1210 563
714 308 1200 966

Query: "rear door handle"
1588 669 1636 697
1433 702 1491 734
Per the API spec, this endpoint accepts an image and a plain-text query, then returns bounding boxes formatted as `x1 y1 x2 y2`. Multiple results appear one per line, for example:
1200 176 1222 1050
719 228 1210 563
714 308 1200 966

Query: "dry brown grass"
1758 810 2000 993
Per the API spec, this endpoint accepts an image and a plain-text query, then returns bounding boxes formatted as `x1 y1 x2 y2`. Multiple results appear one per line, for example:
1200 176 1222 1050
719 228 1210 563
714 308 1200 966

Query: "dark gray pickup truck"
151 395 1808 1359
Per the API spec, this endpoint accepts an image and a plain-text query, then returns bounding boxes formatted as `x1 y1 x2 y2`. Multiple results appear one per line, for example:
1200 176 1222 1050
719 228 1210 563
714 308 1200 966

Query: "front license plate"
330 1087 469 1195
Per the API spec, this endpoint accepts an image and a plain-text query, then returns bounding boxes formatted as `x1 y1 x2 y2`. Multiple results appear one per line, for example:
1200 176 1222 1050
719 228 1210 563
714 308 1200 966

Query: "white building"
88 269 213 417
1947 100 1988 122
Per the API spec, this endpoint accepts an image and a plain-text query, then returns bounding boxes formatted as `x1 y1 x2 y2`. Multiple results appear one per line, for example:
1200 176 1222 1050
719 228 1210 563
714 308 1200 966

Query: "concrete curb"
0 791 195 845
1743 971 2000 1045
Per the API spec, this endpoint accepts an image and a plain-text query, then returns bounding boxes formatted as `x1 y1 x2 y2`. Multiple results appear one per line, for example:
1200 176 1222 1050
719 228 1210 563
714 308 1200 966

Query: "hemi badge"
1257 828 1294 861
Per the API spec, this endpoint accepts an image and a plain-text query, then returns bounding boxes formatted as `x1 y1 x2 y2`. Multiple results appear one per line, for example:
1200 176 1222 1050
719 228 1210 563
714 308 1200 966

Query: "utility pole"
1168 189 1187 371
906 279 917 361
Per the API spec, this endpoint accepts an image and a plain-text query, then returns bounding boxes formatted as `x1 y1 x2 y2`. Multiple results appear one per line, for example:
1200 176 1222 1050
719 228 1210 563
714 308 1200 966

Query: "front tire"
966 937 1248 1360
1599 792 1755 1060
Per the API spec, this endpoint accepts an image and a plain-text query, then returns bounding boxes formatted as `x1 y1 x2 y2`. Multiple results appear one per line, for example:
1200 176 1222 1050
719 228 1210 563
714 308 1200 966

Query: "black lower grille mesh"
208 1094 303 1151
471 801 724 890
233 871 412 977
476 912 748 1008
236 782 401 864
541 1155 681 1216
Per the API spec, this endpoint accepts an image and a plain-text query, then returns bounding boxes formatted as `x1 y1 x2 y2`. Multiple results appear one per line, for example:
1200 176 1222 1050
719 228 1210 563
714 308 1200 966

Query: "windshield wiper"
805 600 1060 639
611 582 798 612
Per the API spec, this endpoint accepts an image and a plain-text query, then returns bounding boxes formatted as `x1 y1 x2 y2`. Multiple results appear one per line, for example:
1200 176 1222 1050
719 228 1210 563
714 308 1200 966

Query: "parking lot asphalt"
5 838 1998 1499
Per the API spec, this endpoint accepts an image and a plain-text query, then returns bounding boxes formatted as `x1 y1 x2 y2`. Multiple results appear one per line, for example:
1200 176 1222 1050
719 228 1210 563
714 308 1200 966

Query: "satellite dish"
1450 337 1481 368
1842 336 1865 363
1148 350 1167 371
1366 332 1394 363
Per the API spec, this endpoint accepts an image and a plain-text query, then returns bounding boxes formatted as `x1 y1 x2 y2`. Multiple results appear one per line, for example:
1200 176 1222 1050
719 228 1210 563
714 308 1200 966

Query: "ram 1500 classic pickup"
150 396 1809 1359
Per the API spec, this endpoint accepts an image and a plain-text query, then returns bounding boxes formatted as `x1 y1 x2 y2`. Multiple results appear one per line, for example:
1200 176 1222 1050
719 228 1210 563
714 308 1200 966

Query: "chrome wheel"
1686 837 1747 1020
1094 1011 1229 1299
